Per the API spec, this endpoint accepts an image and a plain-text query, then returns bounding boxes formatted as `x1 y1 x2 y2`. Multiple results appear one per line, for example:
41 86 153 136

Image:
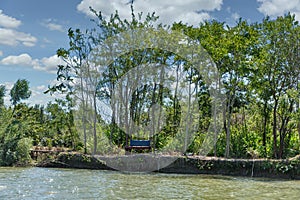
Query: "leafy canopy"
10 79 32 106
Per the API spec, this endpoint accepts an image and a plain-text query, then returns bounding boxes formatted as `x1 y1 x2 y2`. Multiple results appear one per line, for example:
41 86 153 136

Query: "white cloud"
34 55 64 73
175 12 211 26
29 85 53 105
42 19 65 32
2 81 13 106
231 12 240 21
0 11 37 47
257 0 300 21
0 10 22 28
36 85 47 91
30 80 68 105
0 53 64 74
46 23 64 32
0 28 37 47
0 50 3 57
77 0 223 26
1 53 33 66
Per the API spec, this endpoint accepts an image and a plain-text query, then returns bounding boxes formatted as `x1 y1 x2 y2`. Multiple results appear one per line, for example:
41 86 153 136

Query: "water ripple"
0 167 299 199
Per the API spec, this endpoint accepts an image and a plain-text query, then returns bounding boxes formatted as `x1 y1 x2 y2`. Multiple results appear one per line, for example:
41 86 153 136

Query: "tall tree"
191 19 258 157
46 26 93 154
10 79 31 107
0 85 5 107
256 14 300 158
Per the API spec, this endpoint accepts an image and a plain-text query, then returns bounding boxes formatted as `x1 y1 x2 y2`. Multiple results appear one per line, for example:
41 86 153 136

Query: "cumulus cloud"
2 81 13 106
1 53 33 66
0 53 64 74
0 10 22 28
0 11 37 47
257 0 300 21
34 55 65 73
77 0 223 26
0 28 37 46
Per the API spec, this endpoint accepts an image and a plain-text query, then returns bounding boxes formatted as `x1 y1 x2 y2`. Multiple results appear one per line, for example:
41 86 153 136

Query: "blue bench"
125 139 151 152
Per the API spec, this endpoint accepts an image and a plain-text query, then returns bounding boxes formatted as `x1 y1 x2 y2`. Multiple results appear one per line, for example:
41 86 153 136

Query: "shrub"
15 137 32 165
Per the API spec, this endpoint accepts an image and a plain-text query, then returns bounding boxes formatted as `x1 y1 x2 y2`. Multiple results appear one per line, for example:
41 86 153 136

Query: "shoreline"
34 152 300 180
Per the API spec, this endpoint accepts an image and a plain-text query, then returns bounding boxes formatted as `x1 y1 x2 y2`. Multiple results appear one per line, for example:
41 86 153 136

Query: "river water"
0 167 299 199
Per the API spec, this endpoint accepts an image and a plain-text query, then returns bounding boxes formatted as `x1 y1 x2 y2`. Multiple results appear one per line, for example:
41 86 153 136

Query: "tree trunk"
150 83 157 150
225 112 231 158
272 99 278 158
225 95 232 158
79 75 87 154
278 101 293 158
298 122 300 146
92 92 97 154
110 78 116 146
262 101 268 155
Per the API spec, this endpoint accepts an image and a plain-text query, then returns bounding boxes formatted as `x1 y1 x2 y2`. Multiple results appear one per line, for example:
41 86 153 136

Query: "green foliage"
0 85 5 107
16 137 32 165
10 79 31 106
45 98 79 148
0 100 80 166
1 10 300 165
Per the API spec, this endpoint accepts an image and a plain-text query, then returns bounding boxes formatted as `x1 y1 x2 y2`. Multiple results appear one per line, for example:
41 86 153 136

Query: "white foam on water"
0 185 7 190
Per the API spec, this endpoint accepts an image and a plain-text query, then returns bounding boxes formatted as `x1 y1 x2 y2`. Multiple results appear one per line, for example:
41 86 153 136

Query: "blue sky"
0 0 298 106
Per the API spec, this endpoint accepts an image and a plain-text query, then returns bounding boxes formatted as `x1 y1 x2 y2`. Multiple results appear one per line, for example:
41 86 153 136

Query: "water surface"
0 167 299 199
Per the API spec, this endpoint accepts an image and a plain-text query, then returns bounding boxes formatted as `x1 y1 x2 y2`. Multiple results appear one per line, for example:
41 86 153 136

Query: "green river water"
0 167 299 199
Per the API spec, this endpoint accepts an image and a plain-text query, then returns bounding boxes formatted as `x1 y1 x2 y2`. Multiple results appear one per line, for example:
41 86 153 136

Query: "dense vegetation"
1 8 300 166
0 81 80 166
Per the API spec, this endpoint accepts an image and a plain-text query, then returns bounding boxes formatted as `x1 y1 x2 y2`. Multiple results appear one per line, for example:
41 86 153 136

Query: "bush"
0 139 18 166
15 137 32 165
0 137 33 166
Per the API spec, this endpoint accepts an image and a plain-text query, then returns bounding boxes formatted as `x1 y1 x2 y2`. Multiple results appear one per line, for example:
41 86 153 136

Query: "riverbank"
35 152 300 179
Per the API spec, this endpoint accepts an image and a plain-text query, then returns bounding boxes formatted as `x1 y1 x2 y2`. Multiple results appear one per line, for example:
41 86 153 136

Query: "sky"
0 0 299 106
